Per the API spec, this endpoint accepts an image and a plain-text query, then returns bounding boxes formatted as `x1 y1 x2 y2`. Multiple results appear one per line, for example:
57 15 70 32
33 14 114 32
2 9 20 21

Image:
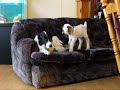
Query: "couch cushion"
19 18 111 48
30 48 114 66
30 51 85 65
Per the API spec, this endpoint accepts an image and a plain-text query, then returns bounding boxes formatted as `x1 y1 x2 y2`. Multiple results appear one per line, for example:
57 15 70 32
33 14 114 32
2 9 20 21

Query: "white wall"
62 0 77 18
27 0 77 18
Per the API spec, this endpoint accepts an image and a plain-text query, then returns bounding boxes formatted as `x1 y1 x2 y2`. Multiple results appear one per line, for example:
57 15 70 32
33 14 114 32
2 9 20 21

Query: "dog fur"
52 36 66 52
62 21 90 51
34 31 66 55
34 31 52 55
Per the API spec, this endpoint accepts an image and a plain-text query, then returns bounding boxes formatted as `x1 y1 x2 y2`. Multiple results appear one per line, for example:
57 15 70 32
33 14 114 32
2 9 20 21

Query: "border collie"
34 31 52 55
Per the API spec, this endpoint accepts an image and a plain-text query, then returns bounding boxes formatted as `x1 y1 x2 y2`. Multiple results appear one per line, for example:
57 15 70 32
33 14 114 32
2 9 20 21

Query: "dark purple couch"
11 18 119 88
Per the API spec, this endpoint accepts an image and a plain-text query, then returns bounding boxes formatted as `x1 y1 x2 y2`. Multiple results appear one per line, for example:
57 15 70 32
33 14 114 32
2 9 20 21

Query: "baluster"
114 0 120 23
101 0 120 73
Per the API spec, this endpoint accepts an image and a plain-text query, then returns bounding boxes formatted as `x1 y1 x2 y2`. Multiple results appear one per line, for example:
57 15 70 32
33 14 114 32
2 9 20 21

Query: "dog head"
62 24 74 35
34 31 52 49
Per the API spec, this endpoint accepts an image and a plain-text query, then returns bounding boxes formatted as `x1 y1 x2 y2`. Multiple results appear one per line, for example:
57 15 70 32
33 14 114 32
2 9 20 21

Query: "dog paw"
45 51 50 55
42 50 50 55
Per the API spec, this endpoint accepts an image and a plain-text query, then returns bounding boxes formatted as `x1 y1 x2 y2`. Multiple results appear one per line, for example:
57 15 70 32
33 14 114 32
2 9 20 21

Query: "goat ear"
67 26 71 34
84 21 87 28
67 26 73 34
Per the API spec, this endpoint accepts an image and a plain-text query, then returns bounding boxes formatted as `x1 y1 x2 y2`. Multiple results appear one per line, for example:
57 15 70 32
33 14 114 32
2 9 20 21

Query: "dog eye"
44 37 48 39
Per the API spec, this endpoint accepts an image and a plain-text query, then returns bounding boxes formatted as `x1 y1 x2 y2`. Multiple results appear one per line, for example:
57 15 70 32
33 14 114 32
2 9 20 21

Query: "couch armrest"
11 38 38 85
30 51 85 65
16 38 38 64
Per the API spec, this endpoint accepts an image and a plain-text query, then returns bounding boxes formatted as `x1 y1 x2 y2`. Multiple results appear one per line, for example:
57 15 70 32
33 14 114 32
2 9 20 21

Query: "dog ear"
67 26 73 34
37 34 44 45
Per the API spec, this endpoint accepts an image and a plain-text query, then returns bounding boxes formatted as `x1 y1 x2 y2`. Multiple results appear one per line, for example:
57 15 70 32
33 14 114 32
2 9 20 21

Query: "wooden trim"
76 0 80 2
77 0 91 18
77 1 81 18
76 0 90 2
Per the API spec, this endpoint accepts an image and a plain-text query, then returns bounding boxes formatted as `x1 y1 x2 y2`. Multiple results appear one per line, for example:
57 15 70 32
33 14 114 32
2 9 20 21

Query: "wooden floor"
0 65 120 90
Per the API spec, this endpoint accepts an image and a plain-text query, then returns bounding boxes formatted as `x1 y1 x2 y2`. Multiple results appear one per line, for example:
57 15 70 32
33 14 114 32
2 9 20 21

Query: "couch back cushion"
12 18 111 48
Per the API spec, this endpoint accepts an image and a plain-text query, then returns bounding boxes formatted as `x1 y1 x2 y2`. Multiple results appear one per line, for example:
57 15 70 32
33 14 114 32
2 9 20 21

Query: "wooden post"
101 0 120 73
76 0 91 18
114 0 120 23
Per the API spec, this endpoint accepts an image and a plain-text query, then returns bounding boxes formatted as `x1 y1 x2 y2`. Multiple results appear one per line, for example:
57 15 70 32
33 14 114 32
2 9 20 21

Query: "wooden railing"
101 0 120 73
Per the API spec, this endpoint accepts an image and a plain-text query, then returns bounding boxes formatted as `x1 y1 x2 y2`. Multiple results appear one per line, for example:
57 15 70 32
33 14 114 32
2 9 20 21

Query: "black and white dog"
34 31 52 55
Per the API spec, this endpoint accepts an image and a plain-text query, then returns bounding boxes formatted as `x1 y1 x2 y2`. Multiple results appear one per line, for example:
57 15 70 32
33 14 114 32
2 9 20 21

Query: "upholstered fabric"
11 18 119 88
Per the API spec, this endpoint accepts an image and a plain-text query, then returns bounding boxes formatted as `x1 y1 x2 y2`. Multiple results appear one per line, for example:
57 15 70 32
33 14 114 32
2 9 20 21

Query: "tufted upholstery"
11 18 119 88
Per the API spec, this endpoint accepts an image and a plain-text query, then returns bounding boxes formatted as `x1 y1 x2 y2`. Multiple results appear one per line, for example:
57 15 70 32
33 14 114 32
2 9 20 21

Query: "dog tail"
84 21 87 28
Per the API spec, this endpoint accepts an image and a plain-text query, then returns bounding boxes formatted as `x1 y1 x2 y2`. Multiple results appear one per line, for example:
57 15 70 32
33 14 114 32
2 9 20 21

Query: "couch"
11 18 119 88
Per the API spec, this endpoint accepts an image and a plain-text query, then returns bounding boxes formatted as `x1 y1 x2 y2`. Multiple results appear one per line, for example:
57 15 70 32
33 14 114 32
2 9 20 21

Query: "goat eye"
67 26 70 29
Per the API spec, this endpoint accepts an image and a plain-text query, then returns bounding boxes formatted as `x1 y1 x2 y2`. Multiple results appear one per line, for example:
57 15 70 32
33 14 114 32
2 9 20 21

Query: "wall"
27 0 77 18
61 0 76 18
